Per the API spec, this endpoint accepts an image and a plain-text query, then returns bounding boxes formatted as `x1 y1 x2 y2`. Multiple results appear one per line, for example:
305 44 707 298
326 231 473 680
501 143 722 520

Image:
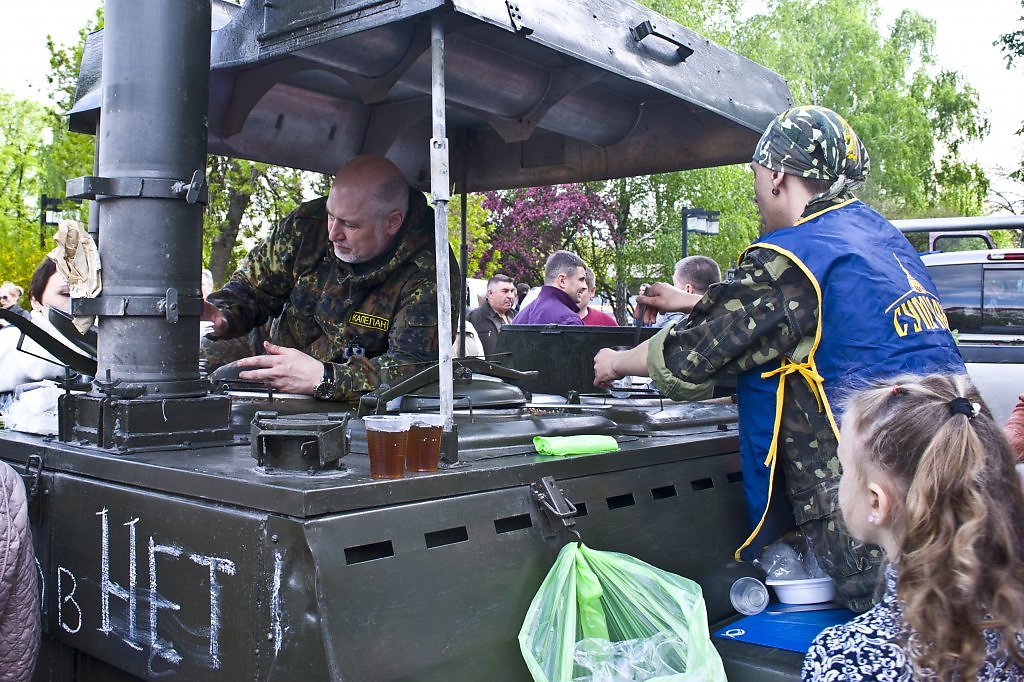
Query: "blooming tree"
479 184 619 288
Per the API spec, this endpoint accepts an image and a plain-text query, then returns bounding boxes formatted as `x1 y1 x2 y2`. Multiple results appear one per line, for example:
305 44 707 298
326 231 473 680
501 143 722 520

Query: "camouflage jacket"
206 190 460 401
647 246 882 612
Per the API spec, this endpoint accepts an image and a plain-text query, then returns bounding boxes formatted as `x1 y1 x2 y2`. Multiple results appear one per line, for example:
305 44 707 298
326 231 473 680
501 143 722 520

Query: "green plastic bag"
519 543 727 682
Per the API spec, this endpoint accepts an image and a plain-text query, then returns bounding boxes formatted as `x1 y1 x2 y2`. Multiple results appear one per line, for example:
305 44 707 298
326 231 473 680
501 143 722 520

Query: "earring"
771 187 780 196
868 513 877 524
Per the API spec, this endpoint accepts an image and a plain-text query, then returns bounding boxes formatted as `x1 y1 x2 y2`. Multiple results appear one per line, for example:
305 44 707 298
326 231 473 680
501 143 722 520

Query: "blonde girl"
803 373 1024 680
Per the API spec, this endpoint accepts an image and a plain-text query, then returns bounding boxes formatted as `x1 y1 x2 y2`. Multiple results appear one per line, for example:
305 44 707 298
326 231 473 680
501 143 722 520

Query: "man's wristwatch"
313 362 336 401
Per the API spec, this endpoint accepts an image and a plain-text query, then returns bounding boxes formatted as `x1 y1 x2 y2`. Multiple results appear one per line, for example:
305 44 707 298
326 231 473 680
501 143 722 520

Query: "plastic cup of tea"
363 415 410 479
401 413 445 472
730 576 769 615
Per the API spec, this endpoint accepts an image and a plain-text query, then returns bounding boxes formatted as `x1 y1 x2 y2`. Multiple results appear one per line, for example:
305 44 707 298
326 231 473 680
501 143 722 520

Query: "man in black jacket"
466 274 516 356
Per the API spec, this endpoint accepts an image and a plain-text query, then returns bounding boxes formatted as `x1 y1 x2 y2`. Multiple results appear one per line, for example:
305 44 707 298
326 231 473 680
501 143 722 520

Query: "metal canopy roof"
69 0 791 192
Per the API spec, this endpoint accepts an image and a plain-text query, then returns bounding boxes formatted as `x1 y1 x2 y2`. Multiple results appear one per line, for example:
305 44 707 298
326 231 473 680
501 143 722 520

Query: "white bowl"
766 576 835 605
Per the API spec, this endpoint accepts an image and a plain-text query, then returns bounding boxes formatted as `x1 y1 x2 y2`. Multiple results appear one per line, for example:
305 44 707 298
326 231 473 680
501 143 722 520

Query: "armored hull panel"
2 407 801 680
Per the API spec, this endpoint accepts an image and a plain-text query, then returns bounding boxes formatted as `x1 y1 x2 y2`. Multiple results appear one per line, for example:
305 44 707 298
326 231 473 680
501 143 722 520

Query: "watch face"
314 380 334 401
315 362 335 400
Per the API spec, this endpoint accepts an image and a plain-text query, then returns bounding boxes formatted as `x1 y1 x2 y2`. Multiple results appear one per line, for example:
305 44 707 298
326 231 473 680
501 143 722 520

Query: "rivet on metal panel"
505 0 533 36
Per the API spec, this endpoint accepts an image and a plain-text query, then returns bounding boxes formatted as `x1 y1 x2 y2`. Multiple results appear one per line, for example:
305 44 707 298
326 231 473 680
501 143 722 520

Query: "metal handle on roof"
630 20 694 62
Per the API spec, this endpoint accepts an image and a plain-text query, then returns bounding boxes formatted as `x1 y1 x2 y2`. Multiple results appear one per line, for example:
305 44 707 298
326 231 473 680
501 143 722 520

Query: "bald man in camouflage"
203 155 459 401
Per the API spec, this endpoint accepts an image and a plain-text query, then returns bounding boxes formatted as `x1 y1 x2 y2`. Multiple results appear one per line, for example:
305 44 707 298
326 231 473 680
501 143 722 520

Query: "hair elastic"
891 384 902 396
948 397 979 419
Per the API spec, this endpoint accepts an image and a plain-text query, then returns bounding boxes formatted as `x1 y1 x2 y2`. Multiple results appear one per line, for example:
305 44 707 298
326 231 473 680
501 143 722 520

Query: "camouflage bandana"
752 105 869 205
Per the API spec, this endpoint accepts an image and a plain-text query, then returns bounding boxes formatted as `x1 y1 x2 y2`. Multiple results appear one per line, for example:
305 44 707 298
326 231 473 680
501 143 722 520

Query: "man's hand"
201 300 229 337
593 347 624 387
236 341 324 395
636 282 701 321
594 341 652 387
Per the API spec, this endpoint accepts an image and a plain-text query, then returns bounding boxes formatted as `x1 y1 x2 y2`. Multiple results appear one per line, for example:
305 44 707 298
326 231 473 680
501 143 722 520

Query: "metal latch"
66 170 209 205
530 475 580 541
22 454 43 499
162 288 179 323
173 169 206 205
251 411 350 472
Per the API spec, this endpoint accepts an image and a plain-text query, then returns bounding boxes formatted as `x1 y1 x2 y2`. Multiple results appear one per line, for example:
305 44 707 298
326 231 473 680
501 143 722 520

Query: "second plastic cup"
730 576 769 615
363 415 410 479
402 413 445 472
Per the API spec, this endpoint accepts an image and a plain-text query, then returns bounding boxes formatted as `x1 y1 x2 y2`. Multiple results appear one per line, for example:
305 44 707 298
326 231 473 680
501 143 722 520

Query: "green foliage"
43 6 102 226
33 2 324 289
446 193 493 277
204 157 323 285
998 1 1024 69
998 1 1024 186
733 0 989 218
0 5 104 292
0 94 52 290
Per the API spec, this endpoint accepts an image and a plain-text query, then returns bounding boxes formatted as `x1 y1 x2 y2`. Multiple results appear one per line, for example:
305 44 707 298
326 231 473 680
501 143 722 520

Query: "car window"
931 235 993 252
983 267 1024 330
928 263 982 333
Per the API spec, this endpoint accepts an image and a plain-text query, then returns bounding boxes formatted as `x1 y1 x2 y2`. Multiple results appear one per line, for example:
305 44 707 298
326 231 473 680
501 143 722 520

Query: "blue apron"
734 199 965 560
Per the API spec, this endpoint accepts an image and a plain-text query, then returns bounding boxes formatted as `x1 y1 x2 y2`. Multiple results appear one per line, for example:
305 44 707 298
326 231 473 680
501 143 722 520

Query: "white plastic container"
766 576 836 605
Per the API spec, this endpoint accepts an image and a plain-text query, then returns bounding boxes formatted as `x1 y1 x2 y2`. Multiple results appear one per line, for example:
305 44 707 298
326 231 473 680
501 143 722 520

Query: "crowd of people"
453 248 625 357
4 107 1024 679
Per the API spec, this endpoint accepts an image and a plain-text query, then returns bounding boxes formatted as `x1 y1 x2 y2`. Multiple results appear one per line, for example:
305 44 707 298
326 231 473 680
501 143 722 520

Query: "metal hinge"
505 0 533 36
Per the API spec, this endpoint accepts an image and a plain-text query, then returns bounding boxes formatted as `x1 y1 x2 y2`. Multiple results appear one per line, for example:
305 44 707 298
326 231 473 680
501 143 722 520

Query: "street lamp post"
39 194 64 248
681 207 720 258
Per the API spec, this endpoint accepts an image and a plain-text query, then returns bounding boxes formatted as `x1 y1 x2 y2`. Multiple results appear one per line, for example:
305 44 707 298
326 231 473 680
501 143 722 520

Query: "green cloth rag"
533 435 619 456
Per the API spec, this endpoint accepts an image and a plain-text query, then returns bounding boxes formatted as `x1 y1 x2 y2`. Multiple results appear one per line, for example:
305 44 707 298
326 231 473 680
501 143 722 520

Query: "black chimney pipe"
63 0 231 450
87 0 211 397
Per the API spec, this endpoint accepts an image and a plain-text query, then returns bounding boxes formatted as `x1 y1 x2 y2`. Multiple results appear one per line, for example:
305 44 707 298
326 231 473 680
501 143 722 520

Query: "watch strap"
314 362 336 400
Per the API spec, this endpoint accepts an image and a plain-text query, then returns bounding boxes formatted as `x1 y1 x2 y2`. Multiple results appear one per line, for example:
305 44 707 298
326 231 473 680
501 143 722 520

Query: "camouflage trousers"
778 381 885 613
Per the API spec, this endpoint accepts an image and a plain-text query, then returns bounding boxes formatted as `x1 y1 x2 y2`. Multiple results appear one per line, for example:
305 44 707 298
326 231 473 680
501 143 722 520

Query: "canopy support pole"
430 13 455 428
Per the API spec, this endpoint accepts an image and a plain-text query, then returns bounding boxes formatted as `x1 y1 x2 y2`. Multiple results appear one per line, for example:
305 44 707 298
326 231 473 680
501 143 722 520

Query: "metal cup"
730 576 769 615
